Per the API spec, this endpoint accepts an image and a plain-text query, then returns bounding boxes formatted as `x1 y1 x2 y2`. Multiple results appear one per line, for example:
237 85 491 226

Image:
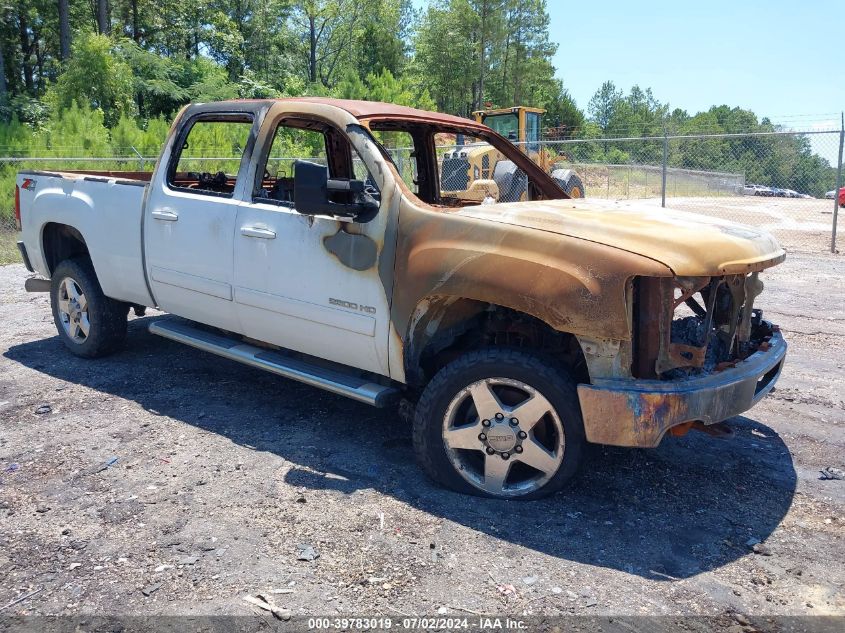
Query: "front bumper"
577 329 786 447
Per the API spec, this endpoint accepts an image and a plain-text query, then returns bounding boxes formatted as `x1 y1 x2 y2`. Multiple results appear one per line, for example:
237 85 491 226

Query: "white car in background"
743 184 768 196
825 190 836 199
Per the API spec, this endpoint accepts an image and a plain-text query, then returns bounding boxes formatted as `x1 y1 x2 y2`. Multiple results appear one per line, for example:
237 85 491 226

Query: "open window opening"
366 120 563 209
253 117 380 213
166 114 254 197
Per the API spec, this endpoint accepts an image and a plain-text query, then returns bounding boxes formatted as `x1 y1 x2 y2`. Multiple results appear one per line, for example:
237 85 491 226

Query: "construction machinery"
440 105 585 203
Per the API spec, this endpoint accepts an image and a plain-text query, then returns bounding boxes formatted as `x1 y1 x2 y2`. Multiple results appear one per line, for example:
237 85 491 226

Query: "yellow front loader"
440 106 585 203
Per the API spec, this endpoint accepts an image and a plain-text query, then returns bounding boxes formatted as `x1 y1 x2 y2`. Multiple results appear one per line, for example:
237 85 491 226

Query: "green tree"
116 39 189 117
543 83 584 137
490 0 556 108
587 80 622 136
291 0 365 88
337 68 435 110
46 34 137 126
356 0 414 78
413 0 477 115
46 100 112 155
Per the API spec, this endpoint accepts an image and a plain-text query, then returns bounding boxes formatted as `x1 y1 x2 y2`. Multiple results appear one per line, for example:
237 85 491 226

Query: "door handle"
151 209 179 222
240 226 276 239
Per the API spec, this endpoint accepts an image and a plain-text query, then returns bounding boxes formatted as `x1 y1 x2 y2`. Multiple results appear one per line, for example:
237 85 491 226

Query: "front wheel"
561 174 585 198
413 348 586 499
552 169 585 199
50 258 128 358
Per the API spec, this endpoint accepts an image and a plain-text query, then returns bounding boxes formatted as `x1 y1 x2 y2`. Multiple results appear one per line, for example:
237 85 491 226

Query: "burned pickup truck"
14 97 786 499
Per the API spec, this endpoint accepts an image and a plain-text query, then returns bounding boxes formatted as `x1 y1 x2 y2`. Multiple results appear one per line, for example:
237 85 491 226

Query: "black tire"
50 257 128 358
492 160 527 203
413 348 586 500
559 173 585 198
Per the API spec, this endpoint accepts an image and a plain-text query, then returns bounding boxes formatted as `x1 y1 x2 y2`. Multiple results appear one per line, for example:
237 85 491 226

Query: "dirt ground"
0 253 843 623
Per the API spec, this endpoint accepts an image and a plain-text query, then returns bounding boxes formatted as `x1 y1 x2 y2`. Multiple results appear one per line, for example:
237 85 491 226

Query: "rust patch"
635 276 724 377
577 388 691 447
667 342 707 368
669 422 694 437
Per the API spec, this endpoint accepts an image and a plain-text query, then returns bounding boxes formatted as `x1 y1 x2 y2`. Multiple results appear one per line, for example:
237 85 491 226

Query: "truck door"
145 112 257 332
232 113 395 377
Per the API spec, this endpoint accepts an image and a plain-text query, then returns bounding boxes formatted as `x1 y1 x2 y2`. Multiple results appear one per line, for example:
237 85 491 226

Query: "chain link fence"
1 127 843 265
0 212 17 264
534 129 844 252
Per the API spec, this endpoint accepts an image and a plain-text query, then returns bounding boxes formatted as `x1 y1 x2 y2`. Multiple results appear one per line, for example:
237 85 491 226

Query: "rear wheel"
50 258 128 358
413 348 586 499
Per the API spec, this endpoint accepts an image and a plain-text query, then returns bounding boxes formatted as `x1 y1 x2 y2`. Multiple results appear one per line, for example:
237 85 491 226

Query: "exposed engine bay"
634 273 777 380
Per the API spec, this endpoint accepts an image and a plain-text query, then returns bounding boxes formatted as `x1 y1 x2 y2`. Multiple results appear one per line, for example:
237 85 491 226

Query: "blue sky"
411 0 843 160
548 0 843 132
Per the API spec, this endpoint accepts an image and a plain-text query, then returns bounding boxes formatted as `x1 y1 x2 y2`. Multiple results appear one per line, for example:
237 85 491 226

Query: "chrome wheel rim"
57 277 90 344
442 377 565 498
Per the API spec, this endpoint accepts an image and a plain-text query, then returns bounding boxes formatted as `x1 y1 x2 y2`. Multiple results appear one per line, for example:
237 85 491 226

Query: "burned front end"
631 274 778 379
577 272 786 447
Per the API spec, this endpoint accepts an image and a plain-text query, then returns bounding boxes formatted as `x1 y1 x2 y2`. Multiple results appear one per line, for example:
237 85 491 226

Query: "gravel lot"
0 254 843 622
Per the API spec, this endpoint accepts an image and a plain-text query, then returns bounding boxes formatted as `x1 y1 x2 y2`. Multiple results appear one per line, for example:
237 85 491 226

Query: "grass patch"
0 229 21 265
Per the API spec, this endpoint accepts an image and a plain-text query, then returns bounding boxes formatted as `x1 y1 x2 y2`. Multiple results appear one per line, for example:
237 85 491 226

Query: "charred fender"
392 204 673 348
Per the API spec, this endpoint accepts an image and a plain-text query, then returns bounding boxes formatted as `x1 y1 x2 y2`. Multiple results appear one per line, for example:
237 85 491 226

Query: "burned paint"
315 102 784 388
391 200 673 353
577 328 786 447
323 229 378 271
455 199 785 277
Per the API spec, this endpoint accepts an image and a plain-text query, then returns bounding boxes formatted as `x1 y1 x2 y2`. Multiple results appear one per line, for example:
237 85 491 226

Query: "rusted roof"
279 97 487 129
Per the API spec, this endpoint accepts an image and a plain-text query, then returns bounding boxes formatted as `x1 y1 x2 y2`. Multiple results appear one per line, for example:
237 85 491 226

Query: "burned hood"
456 198 786 276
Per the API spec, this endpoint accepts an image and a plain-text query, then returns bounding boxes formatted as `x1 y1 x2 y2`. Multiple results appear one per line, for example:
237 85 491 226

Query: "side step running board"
149 319 398 408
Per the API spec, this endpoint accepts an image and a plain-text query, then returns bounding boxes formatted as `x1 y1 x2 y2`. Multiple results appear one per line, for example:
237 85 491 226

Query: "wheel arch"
41 222 91 275
403 294 588 388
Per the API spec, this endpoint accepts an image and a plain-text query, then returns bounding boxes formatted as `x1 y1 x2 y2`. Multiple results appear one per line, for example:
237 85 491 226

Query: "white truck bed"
17 170 155 307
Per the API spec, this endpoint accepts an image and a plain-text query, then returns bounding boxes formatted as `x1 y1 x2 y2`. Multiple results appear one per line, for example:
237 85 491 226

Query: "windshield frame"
359 115 569 206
